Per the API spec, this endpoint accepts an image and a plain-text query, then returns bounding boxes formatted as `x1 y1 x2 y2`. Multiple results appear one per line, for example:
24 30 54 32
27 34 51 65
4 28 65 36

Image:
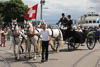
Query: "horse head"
11 19 20 37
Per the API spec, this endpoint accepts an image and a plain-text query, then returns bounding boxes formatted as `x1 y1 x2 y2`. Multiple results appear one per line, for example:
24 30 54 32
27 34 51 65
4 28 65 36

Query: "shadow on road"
59 48 88 52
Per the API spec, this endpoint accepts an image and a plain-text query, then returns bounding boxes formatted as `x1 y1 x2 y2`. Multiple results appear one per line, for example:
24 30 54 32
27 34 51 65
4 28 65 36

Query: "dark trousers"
42 41 49 60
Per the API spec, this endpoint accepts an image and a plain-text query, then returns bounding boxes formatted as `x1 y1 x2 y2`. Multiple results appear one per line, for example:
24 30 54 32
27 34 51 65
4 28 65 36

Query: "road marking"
0 56 11 67
95 58 100 67
0 49 37 67
71 49 100 67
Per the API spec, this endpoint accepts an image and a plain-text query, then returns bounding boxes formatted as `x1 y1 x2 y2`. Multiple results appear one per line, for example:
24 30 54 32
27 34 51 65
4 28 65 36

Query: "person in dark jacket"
56 13 68 40
65 15 73 39
56 13 68 27
67 15 73 28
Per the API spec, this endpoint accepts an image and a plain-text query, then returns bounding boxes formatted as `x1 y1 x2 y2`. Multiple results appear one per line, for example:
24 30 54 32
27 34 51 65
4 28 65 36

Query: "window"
93 20 96 23
88 14 91 16
89 21 92 23
86 21 88 23
94 14 99 16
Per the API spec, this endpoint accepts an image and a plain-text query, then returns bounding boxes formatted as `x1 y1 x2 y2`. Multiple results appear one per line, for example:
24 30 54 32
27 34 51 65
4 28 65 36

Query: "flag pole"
40 0 43 20
40 0 45 20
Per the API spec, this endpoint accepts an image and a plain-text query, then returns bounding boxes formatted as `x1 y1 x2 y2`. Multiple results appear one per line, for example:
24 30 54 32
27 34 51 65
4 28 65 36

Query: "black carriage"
60 25 97 50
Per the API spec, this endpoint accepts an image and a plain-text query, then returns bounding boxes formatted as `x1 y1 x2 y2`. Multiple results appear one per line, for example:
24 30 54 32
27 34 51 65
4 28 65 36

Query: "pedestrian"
76 26 83 32
1 28 7 47
0 27 2 46
39 24 52 62
6 27 11 41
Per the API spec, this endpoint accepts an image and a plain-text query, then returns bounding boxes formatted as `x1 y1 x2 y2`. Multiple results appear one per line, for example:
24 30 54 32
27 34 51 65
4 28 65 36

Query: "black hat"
68 15 71 18
62 13 65 16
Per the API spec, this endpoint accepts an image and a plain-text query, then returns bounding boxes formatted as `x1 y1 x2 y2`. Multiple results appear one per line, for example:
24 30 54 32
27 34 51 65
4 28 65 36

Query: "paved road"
0 41 100 67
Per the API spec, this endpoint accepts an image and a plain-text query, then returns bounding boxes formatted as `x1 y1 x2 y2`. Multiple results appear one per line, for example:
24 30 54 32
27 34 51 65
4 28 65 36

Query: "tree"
0 14 4 25
1 0 28 25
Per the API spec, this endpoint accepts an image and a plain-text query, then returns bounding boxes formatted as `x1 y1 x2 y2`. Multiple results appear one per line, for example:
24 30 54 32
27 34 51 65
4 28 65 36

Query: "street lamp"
40 0 45 20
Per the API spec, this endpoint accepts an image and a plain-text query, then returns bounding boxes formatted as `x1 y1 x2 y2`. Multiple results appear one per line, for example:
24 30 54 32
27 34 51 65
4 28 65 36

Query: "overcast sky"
22 0 100 22
0 0 100 23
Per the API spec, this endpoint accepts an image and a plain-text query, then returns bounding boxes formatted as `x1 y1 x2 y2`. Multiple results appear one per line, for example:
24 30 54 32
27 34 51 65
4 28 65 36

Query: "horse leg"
31 36 38 60
56 41 60 52
12 37 17 60
50 39 56 51
20 38 24 54
37 40 41 57
24 39 28 58
13 43 17 60
17 38 21 60
27 37 31 58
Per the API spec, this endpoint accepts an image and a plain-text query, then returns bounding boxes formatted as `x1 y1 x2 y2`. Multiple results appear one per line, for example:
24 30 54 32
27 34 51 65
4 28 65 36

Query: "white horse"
47 25 64 52
23 20 64 60
10 19 22 60
24 21 39 60
35 21 64 52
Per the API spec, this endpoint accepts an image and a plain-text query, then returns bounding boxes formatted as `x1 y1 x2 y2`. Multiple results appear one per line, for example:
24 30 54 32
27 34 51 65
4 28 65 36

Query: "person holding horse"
39 24 52 62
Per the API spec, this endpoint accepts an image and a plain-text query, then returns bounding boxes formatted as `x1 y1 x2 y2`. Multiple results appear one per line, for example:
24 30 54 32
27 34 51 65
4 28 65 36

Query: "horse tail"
58 29 64 46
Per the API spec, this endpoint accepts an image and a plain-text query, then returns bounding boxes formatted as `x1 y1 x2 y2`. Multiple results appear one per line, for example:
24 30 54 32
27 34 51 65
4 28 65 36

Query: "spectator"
0 27 2 46
6 27 11 41
1 28 7 47
76 26 83 32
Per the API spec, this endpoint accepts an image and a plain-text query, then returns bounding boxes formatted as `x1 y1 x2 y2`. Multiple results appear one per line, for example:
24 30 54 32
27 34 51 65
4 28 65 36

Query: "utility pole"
40 0 45 20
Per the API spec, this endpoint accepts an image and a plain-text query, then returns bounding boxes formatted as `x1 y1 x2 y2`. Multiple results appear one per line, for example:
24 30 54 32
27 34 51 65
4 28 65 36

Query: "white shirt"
39 29 51 41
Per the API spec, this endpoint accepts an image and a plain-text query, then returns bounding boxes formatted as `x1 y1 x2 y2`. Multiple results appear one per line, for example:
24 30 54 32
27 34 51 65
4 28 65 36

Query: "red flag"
25 4 38 19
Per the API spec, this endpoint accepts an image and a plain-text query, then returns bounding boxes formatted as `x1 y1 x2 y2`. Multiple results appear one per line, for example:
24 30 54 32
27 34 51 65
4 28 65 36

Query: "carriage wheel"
68 43 80 50
67 37 80 50
86 37 96 50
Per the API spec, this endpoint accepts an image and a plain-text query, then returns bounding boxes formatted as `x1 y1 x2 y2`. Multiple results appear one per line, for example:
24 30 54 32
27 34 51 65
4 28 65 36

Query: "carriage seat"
47 25 59 29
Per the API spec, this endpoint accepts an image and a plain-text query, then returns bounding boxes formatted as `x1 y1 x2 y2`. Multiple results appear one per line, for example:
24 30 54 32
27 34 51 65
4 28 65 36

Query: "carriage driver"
56 13 73 40
56 13 68 27
56 13 73 28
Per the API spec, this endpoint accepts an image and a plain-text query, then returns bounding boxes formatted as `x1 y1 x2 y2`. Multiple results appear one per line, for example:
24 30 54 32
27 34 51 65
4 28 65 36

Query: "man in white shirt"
39 24 52 62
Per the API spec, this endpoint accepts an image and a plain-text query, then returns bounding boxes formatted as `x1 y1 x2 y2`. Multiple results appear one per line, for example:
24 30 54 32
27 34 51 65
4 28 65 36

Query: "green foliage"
0 14 4 25
0 0 28 25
